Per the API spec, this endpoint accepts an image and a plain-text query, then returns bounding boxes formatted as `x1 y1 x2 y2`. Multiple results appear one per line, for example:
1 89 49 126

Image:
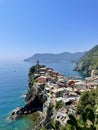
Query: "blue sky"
0 0 98 61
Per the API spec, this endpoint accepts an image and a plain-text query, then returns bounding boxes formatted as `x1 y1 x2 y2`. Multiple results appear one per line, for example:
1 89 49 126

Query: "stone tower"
36 60 40 74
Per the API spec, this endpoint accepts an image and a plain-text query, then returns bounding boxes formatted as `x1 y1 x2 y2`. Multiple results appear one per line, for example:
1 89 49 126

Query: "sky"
0 0 98 61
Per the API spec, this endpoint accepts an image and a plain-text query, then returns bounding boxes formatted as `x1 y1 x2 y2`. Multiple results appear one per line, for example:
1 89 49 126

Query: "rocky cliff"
75 45 98 76
9 63 47 120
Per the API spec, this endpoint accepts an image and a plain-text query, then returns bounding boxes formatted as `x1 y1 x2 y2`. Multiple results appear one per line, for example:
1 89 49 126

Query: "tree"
67 108 96 130
51 119 61 130
76 90 97 114
55 101 63 110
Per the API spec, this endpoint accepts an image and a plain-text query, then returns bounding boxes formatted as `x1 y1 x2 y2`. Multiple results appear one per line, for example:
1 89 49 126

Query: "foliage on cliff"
75 45 98 76
25 64 47 109
28 64 45 89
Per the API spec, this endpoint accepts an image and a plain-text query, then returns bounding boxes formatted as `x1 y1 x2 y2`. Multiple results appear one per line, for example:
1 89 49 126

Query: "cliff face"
25 64 47 110
75 45 98 76
10 64 47 120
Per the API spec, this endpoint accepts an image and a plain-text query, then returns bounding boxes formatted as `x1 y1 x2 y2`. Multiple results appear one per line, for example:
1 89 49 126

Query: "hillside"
75 45 98 76
24 52 86 63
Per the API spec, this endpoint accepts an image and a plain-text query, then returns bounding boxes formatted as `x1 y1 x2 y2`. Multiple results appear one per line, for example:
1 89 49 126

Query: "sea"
0 60 83 130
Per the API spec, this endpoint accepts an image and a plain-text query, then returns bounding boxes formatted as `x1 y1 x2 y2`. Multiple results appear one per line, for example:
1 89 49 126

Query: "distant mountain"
24 52 87 63
75 45 98 76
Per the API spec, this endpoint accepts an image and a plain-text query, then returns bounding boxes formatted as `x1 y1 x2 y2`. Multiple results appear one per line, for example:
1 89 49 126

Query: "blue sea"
0 61 83 130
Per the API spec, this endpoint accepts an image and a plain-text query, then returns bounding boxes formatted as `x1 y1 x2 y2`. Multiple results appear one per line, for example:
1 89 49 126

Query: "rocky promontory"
9 62 48 120
9 61 83 123
9 60 98 130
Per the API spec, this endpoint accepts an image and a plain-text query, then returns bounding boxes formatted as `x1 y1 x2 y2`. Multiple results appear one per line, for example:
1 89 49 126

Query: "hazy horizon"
0 0 98 61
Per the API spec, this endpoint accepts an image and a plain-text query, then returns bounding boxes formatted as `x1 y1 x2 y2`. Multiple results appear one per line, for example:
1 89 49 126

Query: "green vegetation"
40 125 47 130
43 103 54 129
25 64 46 102
51 119 61 130
59 124 74 130
28 64 45 88
76 45 98 75
39 88 98 130
55 101 63 110
24 112 40 125
76 89 98 114
67 108 96 130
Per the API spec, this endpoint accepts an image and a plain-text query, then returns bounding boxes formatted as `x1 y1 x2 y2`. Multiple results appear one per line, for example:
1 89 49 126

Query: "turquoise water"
0 61 82 130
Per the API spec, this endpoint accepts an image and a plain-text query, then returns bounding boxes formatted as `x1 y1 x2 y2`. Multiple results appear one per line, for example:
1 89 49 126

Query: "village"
9 62 98 127
32 63 98 126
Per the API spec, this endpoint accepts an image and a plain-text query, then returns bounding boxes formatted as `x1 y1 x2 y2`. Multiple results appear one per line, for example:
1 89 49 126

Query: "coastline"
0 61 83 130
9 63 86 129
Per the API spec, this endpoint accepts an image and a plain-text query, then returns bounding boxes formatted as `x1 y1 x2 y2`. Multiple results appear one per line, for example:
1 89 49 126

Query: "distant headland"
24 51 87 63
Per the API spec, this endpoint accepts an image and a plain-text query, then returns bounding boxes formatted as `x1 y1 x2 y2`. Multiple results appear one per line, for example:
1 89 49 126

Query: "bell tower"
36 60 40 74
